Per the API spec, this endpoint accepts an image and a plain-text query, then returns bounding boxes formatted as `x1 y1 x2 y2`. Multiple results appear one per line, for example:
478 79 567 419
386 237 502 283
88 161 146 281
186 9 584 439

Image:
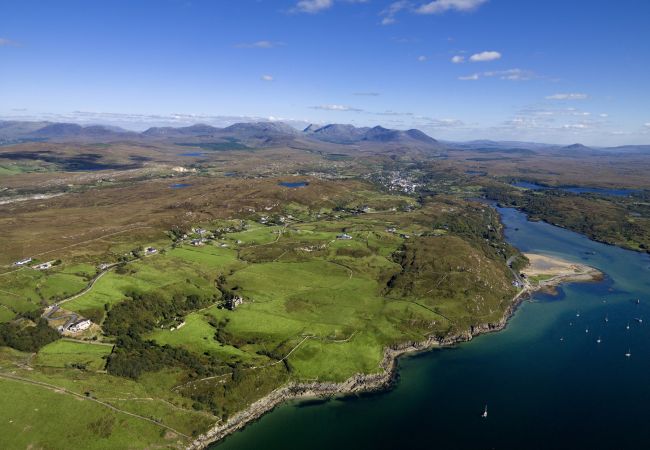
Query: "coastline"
188 257 602 450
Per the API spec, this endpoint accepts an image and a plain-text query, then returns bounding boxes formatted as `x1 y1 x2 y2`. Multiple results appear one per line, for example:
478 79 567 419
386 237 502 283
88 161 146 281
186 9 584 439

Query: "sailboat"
604 315 609 323
481 404 488 418
585 327 589 333
576 311 581 318
625 349 632 358
596 337 601 344
626 323 630 330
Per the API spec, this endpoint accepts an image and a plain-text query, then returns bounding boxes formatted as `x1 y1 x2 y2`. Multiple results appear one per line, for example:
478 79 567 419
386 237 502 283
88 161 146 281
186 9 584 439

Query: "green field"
0 191 520 447
35 339 113 371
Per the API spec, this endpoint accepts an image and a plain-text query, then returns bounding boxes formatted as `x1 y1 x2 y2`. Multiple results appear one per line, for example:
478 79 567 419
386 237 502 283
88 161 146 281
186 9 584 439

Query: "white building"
14 257 33 266
69 319 92 333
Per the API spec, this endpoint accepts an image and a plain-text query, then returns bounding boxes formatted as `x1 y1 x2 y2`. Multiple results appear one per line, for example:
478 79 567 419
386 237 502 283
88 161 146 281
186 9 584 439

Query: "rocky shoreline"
188 265 601 449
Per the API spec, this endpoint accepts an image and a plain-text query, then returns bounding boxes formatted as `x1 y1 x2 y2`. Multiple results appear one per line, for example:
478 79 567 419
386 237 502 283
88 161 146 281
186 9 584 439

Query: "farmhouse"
68 319 92 333
14 257 33 266
337 233 353 240
33 261 54 270
226 296 244 310
145 247 158 255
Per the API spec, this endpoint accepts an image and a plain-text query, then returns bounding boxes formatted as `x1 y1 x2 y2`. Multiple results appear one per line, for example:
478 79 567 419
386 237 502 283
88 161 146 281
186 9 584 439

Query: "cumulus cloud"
546 93 589 100
645 122 650 128
261 74 274 81
312 104 363 112
469 50 501 62
417 55 427 62
458 73 479 80
451 55 465 63
599 113 609 118
416 0 488 15
235 40 284 49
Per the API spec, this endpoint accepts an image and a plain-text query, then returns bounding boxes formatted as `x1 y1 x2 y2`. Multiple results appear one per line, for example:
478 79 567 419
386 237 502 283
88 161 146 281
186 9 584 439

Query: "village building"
337 233 353 240
68 319 92 333
14 257 33 266
145 247 157 255
226 296 244 310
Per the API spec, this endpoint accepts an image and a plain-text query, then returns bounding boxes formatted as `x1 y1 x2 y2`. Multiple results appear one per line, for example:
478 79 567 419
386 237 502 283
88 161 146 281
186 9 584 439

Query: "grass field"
0 181 520 447
35 339 113 371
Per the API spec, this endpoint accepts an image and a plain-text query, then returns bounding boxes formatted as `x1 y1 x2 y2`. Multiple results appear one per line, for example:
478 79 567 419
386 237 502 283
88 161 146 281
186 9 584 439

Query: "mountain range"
1 120 648 154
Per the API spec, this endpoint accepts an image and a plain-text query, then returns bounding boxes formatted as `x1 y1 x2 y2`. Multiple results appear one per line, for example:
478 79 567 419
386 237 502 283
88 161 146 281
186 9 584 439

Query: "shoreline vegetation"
189 253 602 449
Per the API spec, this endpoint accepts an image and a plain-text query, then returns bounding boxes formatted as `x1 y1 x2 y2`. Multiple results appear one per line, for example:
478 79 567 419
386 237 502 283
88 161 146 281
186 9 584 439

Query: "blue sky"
1 0 649 145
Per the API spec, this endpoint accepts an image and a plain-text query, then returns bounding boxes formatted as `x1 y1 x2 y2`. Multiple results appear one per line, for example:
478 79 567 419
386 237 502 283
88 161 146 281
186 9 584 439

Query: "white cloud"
460 68 534 81
562 123 590 130
380 1 410 25
235 40 284 49
261 74 274 81
483 68 534 81
312 104 363 112
469 50 501 62
293 0 333 13
416 0 488 15
293 0 368 14
599 113 609 118
645 123 650 128
418 55 427 62
451 55 465 63
546 93 589 100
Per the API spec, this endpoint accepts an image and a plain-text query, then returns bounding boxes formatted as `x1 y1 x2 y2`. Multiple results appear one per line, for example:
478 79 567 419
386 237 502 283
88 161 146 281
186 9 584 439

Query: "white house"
14 257 33 266
69 319 92 333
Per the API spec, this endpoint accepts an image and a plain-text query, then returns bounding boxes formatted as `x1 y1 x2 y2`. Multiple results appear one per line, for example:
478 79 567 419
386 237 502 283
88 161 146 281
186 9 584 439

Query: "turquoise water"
213 207 650 450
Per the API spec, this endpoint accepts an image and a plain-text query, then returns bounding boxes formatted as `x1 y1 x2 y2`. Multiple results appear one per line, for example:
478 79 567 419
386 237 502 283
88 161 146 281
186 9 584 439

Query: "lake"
512 181 640 197
212 206 650 450
279 181 309 188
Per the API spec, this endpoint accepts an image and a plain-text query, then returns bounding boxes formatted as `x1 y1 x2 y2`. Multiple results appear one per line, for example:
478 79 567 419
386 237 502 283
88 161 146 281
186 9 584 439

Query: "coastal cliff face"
188 260 602 450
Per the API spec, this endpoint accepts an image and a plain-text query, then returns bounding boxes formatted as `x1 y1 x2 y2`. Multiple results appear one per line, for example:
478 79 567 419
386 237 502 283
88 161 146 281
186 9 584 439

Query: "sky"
1 0 649 145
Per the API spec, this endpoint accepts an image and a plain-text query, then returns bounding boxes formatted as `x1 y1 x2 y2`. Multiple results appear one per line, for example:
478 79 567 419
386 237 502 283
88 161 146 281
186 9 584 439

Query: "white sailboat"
625 349 631 358
481 404 488 418
596 337 601 344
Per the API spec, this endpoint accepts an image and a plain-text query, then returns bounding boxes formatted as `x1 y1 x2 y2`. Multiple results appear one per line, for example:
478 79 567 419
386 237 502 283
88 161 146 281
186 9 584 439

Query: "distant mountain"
0 121 137 141
304 124 370 144
562 143 592 152
303 123 439 148
0 120 51 138
444 139 560 151
142 124 220 137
